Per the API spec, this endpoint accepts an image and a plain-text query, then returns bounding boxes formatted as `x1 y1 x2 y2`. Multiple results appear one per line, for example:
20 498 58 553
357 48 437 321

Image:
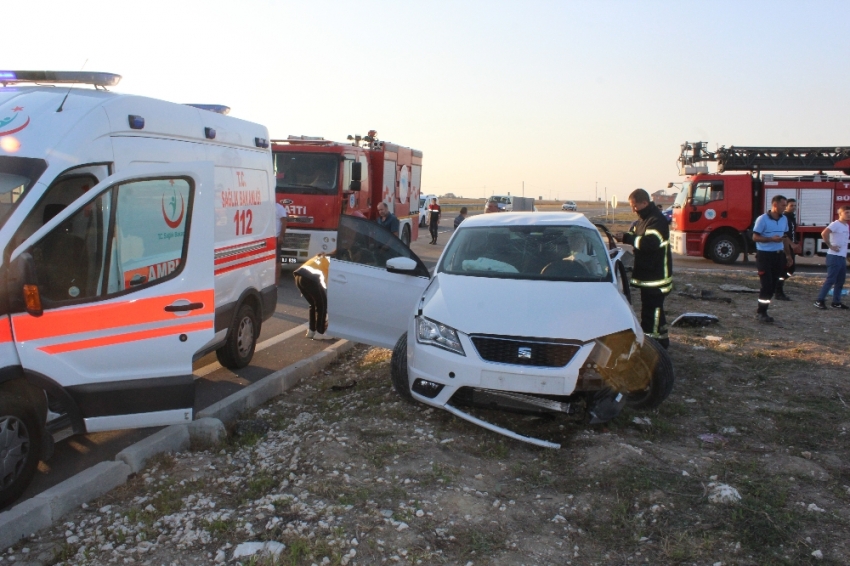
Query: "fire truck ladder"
679 141 850 173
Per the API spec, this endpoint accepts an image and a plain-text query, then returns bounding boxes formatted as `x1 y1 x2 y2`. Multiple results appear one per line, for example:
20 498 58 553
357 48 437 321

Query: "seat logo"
518 346 532 359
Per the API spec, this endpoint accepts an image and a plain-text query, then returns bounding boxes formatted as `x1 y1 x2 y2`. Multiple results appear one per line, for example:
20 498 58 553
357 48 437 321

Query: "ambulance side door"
8 162 215 433
327 214 430 349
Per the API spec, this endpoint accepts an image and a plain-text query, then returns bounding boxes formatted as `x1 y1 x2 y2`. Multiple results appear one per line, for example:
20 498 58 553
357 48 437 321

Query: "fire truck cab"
670 142 850 264
273 131 422 265
0 71 277 507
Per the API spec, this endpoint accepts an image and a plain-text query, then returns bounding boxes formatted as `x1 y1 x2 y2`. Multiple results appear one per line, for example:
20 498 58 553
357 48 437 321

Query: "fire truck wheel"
708 233 740 264
390 333 414 402
400 225 411 247
0 393 43 509
216 303 259 370
625 337 674 410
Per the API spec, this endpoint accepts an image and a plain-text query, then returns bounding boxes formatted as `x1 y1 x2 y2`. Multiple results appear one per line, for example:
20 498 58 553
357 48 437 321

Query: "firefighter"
775 197 797 300
615 189 673 349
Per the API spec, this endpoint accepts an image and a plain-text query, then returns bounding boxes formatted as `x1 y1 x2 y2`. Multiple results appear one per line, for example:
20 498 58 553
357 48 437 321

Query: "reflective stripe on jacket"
622 205 673 292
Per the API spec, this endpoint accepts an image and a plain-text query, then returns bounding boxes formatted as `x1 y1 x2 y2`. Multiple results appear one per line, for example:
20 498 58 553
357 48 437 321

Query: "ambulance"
0 71 277 507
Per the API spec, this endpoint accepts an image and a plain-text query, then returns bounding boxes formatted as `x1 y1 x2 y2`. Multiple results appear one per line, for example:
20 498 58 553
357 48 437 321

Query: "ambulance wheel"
390 333 413 402
216 304 258 370
0 394 43 509
626 337 674 410
400 225 411 247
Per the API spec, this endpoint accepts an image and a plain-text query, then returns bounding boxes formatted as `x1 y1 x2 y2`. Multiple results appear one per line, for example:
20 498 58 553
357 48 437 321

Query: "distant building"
652 189 676 206
442 192 456 198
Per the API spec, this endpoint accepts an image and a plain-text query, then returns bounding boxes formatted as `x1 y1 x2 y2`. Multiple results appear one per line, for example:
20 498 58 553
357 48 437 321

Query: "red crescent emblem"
0 116 30 137
162 193 185 229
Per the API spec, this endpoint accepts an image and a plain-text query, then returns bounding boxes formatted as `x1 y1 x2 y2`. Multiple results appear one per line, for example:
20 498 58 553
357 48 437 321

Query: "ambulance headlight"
416 317 465 356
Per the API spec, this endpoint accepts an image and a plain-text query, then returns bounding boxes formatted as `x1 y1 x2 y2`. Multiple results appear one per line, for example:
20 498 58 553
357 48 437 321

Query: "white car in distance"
326 212 674 448
562 200 577 211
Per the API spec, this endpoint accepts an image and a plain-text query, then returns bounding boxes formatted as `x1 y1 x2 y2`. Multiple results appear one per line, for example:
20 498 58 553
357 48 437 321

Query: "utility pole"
595 181 598 202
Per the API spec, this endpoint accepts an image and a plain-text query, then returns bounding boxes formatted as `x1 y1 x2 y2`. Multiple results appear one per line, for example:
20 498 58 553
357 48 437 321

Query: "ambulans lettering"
220 189 263 207
122 258 182 288
0 106 30 137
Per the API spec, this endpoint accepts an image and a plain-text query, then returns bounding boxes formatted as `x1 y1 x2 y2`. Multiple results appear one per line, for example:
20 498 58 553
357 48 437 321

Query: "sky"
6 0 850 202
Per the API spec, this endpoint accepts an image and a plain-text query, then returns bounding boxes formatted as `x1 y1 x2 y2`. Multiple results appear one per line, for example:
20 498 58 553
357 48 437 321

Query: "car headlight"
416 317 466 356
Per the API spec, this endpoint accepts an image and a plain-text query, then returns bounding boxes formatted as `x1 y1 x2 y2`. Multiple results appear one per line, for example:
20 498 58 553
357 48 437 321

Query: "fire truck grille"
470 335 581 368
282 233 310 251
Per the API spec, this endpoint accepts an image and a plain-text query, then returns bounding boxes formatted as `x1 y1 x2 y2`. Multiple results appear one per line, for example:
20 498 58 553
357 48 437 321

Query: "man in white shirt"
814 205 850 309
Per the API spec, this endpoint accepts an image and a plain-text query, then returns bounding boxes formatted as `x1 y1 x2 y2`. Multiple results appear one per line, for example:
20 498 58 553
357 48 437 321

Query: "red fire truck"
272 131 422 265
669 142 850 264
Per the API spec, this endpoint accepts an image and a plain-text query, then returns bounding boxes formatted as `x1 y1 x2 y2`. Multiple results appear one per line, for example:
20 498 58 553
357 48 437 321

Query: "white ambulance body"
0 71 277 507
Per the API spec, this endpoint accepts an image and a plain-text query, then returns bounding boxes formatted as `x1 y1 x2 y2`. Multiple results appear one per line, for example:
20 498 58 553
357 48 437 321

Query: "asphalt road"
10 210 827 510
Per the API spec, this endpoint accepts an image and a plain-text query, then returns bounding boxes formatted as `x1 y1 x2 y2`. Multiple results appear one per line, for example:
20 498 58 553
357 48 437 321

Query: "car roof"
461 211 594 229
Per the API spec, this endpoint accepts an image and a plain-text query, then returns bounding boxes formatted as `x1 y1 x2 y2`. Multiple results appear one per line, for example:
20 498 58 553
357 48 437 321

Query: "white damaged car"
327 212 674 448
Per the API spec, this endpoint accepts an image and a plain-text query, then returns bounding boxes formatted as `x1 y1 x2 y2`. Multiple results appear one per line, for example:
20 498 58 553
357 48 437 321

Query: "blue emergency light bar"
0 71 121 87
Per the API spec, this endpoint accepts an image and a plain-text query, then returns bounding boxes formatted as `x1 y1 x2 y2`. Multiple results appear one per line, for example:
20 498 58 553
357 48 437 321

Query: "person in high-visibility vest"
293 254 334 340
616 188 673 349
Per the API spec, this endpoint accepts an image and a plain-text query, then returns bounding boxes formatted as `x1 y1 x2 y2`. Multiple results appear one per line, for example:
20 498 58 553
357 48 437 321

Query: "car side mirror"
351 161 362 181
386 256 418 274
8 252 43 316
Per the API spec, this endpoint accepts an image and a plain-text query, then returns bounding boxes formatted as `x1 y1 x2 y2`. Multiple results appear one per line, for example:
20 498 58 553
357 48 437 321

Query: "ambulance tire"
400 225 411 247
0 393 43 509
390 333 413 402
216 304 259 370
625 337 674 410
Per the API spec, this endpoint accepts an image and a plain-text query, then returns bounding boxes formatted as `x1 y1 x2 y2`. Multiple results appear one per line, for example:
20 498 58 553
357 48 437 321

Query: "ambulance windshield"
274 153 339 196
0 156 48 229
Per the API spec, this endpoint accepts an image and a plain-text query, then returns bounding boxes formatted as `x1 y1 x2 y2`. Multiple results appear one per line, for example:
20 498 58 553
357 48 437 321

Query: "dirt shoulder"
8 270 850 566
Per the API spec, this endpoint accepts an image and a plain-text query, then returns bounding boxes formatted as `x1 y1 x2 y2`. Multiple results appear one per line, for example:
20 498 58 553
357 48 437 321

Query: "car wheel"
616 261 632 304
708 233 740 264
216 303 259 369
400 225 411 247
0 392 43 509
390 333 413 402
625 337 674 410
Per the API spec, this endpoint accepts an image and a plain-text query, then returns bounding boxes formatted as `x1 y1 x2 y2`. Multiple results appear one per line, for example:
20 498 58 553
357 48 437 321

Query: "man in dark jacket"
616 188 673 349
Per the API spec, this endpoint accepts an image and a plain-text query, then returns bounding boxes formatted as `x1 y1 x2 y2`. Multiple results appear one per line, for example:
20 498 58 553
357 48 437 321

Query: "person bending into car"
293 254 334 340
615 189 673 349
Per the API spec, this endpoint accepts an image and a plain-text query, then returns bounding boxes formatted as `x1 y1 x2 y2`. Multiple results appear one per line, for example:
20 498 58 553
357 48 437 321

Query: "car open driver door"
327 214 430 349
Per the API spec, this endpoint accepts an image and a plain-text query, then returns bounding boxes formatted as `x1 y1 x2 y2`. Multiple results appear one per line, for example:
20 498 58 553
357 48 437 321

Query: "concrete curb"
197 339 356 424
0 338 357 551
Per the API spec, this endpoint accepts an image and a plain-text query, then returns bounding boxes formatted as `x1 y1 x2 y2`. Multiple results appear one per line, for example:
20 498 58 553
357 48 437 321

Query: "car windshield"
274 152 338 195
0 156 48 230
438 225 612 282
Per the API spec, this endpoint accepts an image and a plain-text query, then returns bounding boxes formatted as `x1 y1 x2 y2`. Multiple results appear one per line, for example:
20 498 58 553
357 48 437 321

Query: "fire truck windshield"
274 153 339 195
672 183 690 208
0 156 48 230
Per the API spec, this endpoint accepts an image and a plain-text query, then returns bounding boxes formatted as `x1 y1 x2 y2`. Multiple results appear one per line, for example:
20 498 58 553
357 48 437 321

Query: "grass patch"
243 471 278 502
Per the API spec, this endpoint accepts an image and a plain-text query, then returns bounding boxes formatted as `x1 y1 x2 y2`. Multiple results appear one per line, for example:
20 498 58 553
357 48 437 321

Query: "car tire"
390 333 413 402
400 225 411 247
216 303 259 370
0 392 43 509
708 233 740 264
625 337 674 410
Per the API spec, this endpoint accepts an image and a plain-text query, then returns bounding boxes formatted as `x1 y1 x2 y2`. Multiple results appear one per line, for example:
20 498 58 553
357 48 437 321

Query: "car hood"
422 274 638 342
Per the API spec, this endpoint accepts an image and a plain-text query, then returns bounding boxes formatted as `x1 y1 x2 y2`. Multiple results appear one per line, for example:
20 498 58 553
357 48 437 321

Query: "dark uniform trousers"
640 287 669 348
756 250 786 313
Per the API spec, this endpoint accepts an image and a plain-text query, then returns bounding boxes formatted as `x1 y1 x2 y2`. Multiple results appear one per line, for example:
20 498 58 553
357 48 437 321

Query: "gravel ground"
4 270 850 566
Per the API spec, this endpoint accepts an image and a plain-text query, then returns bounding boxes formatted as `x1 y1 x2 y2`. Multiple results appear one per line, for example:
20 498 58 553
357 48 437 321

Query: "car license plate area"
281 257 298 264
479 370 571 395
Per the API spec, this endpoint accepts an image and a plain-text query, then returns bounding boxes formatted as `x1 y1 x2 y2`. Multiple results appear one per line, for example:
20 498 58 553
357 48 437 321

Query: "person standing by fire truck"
427 197 442 245
615 189 673 349
752 195 793 323
775 198 798 300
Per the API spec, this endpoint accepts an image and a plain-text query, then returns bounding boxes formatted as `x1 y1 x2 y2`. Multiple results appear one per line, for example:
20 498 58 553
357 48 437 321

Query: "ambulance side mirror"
8 252 43 317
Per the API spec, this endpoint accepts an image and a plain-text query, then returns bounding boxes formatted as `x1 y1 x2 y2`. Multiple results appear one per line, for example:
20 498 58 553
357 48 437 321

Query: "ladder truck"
669 141 850 264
